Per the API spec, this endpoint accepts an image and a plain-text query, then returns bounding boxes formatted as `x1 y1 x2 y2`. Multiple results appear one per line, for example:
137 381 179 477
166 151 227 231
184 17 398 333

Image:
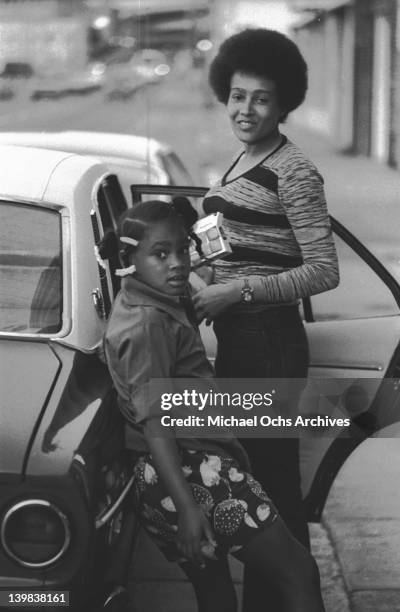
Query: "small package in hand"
190 212 232 267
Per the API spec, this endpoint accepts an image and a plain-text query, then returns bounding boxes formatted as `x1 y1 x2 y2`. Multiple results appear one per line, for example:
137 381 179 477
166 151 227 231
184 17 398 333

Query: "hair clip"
115 264 136 277
94 245 107 270
120 236 139 247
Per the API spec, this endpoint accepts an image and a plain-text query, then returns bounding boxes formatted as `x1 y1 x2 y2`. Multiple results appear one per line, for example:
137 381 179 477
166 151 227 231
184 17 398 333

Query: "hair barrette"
94 245 107 270
115 264 136 277
120 236 139 247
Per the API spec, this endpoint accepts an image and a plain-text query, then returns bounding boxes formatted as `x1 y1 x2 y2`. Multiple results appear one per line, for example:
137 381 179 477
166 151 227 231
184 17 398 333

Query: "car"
0 62 34 79
129 48 170 80
0 131 194 205
0 62 33 101
30 64 106 101
0 144 139 611
2 144 400 608
105 49 169 100
0 82 14 101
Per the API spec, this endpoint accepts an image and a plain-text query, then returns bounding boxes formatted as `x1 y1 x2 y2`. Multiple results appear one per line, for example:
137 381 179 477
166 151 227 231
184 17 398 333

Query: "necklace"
244 133 284 161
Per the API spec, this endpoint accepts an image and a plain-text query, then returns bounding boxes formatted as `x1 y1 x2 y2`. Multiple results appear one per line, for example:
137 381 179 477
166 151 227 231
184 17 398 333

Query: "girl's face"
227 72 284 146
132 219 191 295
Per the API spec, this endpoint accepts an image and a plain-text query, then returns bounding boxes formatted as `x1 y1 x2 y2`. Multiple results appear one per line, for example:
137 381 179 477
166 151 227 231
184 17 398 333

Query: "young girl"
98 199 325 612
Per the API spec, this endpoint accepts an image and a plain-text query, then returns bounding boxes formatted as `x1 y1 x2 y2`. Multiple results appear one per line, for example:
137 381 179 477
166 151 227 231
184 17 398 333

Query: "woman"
192 28 339 611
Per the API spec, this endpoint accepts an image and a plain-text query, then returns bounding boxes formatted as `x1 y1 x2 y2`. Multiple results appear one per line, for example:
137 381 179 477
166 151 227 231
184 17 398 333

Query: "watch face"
242 288 254 303
241 280 254 303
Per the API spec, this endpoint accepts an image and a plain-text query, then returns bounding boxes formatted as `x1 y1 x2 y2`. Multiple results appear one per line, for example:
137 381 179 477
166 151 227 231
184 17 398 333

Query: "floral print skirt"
132 448 278 562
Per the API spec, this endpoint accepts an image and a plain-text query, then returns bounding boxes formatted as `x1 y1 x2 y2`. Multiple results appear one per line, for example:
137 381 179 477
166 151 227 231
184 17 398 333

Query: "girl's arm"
144 426 216 565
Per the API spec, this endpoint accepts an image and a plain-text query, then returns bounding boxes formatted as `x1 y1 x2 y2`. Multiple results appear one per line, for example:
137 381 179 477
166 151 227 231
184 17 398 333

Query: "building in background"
107 0 211 54
0 0 89 76
288 0 400 169
210 0 298 46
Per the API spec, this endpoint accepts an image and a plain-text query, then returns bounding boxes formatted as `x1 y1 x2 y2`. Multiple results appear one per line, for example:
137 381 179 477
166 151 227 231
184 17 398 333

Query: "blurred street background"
1 1 400 611
1 0 400 267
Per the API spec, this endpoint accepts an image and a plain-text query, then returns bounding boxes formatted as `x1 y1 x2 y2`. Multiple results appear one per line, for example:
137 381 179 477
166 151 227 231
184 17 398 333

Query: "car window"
0 202 62 334
105 163 163 203
310 233 399 320
160 151 193 186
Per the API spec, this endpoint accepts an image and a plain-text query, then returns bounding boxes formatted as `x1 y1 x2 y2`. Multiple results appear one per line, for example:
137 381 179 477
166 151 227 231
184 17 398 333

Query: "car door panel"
307 318 400 373
300 220 400 519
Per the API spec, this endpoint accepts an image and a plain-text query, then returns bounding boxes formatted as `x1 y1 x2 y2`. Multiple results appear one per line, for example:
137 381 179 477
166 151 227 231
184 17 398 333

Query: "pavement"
128 520 350 612
323 427 400 612
125 106 400 611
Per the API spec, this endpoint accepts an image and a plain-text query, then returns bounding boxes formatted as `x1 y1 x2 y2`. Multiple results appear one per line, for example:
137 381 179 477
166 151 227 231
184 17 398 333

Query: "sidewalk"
128 520 350 611
285 122 400 267
322 426 400 612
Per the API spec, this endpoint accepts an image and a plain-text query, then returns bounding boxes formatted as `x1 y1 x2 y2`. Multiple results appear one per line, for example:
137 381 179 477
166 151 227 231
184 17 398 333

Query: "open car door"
129 183 400 522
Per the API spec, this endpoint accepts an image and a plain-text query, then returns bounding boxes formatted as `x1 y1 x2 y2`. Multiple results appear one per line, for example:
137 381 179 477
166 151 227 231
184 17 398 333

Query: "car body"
105 50 169 100
0 82 13 101
0 131 194 205
0 62 34 79
0 62 33 100
30 63 106 101
129 48 170 79
0 145 138 611
2 143 400 608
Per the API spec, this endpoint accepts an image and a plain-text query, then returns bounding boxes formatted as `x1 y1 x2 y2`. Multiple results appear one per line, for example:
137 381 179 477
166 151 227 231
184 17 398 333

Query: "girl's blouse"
104 276 248 468
203 136 339 305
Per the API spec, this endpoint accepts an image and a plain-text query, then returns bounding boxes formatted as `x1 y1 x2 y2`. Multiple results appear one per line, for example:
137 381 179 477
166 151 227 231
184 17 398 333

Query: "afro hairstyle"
208 28 308 120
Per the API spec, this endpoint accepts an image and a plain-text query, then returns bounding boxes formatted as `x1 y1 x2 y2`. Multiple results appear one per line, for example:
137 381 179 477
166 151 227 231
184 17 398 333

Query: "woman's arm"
250 159 339 302
193 161 339 319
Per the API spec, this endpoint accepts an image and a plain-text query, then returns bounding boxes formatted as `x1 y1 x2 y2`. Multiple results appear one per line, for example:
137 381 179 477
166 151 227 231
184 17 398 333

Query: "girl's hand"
192 283 240 323
177 504 216 567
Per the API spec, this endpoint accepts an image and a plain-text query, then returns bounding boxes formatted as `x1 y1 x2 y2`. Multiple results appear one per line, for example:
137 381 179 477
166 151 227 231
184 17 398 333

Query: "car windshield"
0 202 62 334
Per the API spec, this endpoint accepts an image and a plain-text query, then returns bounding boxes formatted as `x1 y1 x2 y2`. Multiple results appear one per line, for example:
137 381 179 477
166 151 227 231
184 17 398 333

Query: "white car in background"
0 130 194 206
105 49 170 99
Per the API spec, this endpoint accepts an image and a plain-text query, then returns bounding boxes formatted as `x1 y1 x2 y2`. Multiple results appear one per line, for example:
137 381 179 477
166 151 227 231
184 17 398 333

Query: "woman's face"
227 72 284 146
132 219 191 296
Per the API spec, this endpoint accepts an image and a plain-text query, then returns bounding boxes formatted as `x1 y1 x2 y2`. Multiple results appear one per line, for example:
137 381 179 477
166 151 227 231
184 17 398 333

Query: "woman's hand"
192 282 240 324
194 263 215 286
177 504 216 567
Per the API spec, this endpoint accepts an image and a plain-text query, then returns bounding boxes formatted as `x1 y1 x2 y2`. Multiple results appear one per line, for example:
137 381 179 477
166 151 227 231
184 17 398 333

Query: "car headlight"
1 499 71 568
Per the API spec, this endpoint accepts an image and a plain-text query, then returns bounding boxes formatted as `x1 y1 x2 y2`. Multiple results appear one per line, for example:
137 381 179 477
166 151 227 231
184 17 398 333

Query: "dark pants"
214 304 310 611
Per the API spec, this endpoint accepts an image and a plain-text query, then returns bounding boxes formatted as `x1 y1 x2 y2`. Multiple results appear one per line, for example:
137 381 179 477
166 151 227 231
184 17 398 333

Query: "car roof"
0 144 109 205
0 130 171 165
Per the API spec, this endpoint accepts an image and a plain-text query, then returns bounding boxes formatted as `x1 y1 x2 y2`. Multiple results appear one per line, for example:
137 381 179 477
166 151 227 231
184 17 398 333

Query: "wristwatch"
241 279 255 304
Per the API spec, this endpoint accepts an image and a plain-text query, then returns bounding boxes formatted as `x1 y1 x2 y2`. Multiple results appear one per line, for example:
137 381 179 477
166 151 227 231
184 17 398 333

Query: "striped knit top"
202 136 339 305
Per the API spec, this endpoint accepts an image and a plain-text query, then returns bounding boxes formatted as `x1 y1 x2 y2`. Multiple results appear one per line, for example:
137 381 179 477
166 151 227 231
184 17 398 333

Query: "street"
2 64 400 611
